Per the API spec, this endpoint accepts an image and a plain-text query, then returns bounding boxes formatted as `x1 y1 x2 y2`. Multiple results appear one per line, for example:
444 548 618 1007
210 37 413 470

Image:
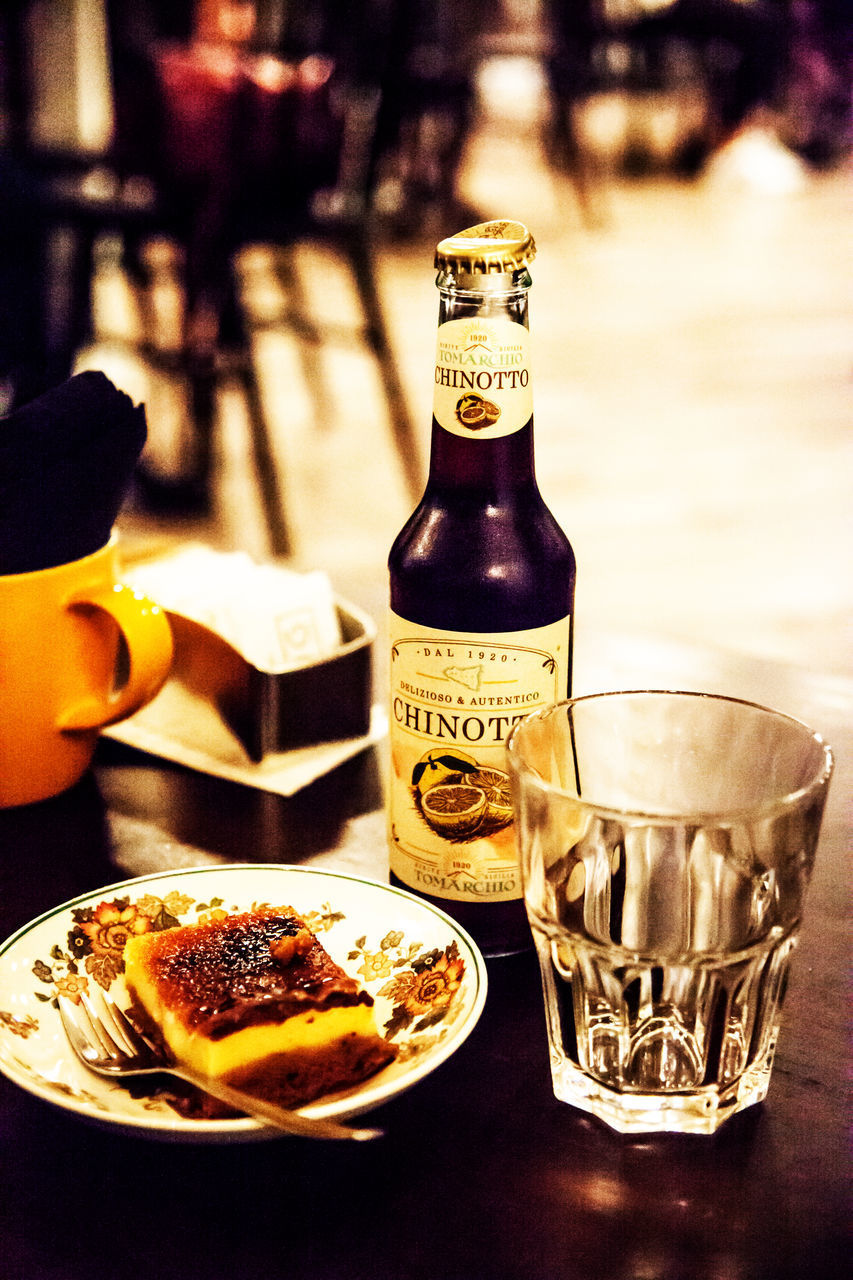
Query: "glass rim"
505 689 834 825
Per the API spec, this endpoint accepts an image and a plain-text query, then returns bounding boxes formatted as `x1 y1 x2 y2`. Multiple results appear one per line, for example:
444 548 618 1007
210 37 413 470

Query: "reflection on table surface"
0 628 849 1280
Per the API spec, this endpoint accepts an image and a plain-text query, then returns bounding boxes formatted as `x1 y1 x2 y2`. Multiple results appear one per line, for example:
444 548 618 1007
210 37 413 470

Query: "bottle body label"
434 317 532 439
388 613 571 904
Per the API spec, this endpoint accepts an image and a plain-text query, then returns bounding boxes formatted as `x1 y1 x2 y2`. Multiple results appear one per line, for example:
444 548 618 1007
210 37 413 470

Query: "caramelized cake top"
128 906 372 1039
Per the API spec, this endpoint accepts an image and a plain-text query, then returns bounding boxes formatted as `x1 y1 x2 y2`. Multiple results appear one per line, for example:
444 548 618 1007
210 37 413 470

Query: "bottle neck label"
433 316 532 439
388 612 572 904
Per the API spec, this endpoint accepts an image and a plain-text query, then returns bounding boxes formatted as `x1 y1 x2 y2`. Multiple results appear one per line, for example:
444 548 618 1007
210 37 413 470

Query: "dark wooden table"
1 630 849 1280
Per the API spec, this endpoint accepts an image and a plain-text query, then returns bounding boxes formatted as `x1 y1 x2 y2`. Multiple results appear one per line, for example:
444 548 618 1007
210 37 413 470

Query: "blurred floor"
80 57 852 680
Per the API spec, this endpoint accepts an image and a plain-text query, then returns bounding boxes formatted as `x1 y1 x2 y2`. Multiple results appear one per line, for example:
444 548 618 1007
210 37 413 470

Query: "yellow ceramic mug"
0 533 173 806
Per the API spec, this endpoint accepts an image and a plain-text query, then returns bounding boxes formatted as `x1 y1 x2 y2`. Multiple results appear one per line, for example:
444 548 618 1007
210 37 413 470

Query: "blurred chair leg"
237 358 291 558
270 243 338 434
549 93 607 229
40 222 96 394
344 223 423 504
134 350 215 517
234 337 290 558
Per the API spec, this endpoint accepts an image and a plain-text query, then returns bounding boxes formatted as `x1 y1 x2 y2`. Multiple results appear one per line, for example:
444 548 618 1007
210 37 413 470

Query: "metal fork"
58 988 383 1141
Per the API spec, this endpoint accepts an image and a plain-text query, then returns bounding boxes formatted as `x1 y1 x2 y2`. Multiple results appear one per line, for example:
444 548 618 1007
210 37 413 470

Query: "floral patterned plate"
0 864 488 1141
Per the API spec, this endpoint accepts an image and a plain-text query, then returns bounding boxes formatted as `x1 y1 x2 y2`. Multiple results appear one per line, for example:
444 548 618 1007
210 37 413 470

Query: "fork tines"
62 986 149 1063
91 988 141 1056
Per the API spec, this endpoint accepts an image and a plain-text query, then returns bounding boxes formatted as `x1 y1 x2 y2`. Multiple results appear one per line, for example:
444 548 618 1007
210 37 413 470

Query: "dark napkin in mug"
0 371 147 574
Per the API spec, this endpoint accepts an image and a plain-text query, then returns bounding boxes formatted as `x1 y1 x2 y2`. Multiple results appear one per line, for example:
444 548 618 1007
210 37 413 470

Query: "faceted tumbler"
506 691 833 1134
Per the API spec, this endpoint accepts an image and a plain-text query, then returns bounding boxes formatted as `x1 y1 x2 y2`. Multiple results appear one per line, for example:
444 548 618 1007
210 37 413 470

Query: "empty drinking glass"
506 691 833 1134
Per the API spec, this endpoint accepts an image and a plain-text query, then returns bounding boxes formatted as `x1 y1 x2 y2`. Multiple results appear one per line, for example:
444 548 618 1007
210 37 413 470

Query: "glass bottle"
388 220 576 957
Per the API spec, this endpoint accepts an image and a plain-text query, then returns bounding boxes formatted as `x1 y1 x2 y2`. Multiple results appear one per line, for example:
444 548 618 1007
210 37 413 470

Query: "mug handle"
56 585 174 731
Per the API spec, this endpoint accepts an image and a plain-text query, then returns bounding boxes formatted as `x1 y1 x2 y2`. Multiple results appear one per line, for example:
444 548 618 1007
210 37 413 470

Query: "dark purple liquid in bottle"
390 423 575 956
391 421 574 633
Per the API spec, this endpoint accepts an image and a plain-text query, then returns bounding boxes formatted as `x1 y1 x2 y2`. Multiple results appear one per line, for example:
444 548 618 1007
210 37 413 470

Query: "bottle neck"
427 269 537 493
436 267 531 328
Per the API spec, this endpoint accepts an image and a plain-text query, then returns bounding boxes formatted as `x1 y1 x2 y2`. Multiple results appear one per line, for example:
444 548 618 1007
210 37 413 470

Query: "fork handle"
172 1068 383 1141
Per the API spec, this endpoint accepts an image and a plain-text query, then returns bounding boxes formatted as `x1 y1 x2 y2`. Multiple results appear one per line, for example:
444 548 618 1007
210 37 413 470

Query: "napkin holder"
165 598 375 762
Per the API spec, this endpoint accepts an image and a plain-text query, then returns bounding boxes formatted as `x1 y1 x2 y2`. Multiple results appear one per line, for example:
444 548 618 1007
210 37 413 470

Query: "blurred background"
1 0 850 676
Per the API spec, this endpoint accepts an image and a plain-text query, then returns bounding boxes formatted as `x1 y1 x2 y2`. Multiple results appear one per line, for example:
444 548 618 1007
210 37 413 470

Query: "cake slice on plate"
123 905 396 1110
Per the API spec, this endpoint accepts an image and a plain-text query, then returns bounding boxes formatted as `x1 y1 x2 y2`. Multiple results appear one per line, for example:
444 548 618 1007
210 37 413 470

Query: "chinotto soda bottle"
388 220 576 956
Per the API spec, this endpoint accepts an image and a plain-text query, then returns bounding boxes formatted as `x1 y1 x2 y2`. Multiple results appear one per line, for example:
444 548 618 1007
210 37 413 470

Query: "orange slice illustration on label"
455 393 501 431
465 767 513 827
421 784 486 837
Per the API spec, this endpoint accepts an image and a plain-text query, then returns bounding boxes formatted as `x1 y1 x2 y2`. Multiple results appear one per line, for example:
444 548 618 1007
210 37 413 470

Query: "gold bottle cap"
435 219 536 275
